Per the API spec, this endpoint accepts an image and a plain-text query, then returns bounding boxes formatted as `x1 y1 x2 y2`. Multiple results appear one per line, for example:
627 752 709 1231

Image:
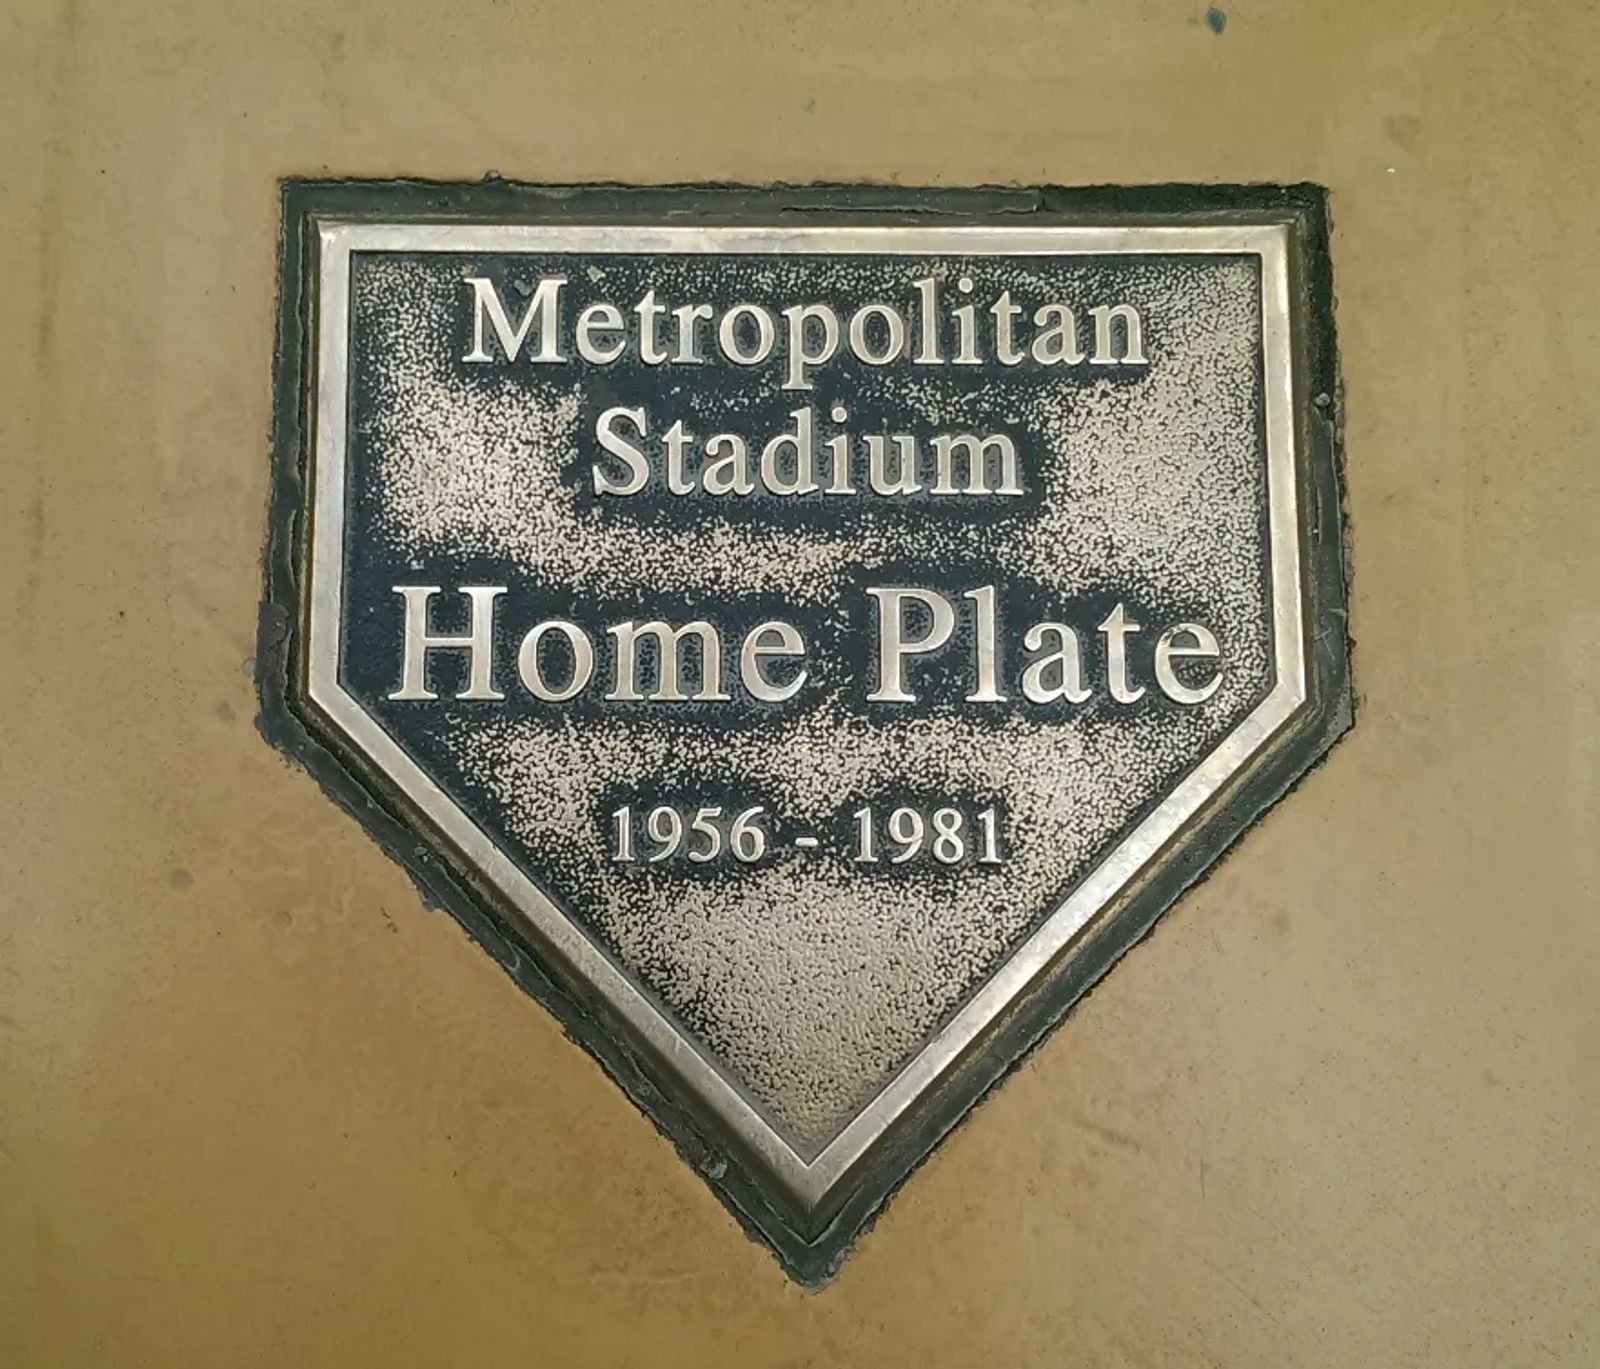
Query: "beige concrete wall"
3 1 1597 1364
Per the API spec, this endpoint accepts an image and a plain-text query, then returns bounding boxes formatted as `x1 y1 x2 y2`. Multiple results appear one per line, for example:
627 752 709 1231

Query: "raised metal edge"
258 181 1350 1286
308 220 1300 1195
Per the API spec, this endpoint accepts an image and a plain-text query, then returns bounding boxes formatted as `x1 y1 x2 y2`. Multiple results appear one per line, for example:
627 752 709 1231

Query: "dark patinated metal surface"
259 182 1349 1283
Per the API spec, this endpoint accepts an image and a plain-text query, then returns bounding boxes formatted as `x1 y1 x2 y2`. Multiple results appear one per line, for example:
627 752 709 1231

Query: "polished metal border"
304 222 1304 1210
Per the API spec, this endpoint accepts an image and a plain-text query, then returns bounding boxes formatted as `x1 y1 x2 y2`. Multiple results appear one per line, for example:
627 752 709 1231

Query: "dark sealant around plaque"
258 182 1353 1288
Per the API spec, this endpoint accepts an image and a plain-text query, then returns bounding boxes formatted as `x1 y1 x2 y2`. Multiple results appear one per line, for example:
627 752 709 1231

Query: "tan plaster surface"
2 1 1598 1363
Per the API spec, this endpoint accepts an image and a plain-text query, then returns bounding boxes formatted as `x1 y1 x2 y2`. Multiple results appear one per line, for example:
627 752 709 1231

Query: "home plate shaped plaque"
259 183 1349 1283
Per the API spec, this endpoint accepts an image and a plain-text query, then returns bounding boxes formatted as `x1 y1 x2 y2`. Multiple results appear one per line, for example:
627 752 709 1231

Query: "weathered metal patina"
259 182 1349 1283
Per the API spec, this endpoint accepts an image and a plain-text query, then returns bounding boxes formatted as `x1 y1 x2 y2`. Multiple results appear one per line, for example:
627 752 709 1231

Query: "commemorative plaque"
260 183 1349 1282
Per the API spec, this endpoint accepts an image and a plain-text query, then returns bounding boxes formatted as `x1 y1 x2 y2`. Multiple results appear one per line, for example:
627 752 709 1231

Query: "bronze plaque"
259 183 1348 1282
